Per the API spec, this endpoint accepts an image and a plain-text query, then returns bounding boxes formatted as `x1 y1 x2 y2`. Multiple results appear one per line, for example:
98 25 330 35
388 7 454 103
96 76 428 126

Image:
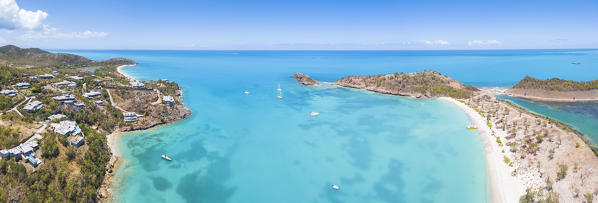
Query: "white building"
163 95 175 105
69 76 84 81
70 136 84 147
51 120 81 136
29 76 38 81
23 100 43 112
123 112 138 122
53 80 77 88
0 89 17 97
83 91 101 99
15 82 31 89
53 94 76 104
130 81 145 88
39 74 55 79
48 114 66 121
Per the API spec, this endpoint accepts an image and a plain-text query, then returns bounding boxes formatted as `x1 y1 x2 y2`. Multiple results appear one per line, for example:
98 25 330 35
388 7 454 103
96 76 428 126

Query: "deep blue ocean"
59 49 598 203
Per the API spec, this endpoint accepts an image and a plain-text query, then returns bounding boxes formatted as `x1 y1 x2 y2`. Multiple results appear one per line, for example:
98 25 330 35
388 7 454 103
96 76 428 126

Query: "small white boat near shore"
161 155 172 161
311 111 319 116
332 185 340 190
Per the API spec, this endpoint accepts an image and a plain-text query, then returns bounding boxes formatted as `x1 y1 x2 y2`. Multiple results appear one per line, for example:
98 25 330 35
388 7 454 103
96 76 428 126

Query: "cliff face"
507 76 598 101
291 73 318 85
332 70 478 98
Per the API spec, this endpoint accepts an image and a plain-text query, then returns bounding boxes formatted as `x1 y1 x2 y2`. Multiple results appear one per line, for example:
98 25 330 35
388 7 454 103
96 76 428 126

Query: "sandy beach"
440 97 526 203
99 131 123 202
116 64 137 82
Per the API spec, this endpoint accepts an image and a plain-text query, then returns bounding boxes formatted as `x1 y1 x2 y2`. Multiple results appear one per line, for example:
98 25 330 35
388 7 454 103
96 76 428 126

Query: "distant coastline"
505 89 598 102
506 76 598 102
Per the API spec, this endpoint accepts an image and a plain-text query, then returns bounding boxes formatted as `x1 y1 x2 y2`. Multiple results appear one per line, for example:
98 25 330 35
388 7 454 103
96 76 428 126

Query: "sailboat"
277 84 282 92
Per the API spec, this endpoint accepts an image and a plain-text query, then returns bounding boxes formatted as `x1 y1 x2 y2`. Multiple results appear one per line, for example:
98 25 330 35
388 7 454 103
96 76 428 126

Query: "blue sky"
1 0 597 49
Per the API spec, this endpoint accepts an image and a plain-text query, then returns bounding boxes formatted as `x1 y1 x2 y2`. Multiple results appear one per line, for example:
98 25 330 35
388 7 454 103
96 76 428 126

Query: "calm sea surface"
59 49 598 203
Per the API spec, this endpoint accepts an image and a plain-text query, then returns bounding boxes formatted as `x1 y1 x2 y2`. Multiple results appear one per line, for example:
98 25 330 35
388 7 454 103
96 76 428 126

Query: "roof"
15 82 30 86
123 112 137 117
53 80 77 87
51 120 81 135
53 94 76 101
39 74 55 78
24 100 42 111
48 114 66 120
83 91 101 98
163 95 175 102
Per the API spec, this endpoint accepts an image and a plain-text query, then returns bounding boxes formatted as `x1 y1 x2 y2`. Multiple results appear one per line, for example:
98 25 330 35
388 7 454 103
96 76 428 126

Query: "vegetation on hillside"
512 76 598 91
0 45 135 68
334 70 478 98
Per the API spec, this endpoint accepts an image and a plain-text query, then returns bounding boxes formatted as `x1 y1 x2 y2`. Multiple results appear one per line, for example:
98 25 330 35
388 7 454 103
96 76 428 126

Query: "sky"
0 0 597 50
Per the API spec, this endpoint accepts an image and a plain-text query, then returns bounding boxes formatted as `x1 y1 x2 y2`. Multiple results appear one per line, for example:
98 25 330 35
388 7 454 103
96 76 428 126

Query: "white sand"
440 97 526 203
116 64 136 82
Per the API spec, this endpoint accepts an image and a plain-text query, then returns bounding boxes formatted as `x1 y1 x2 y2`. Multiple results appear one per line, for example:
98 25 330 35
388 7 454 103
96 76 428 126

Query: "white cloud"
0 0 48 30
422 40 449 45
20 26 108 39
468 40 501 47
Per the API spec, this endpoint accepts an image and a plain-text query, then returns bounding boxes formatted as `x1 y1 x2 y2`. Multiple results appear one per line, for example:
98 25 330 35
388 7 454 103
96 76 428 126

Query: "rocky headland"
506 76 598 102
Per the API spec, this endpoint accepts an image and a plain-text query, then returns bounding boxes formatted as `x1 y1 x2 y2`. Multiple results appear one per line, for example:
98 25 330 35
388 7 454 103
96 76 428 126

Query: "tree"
41 133 60 159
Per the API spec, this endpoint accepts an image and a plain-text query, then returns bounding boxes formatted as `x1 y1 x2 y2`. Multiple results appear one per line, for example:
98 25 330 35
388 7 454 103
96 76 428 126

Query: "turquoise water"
59 49 598 202
500 96 598 146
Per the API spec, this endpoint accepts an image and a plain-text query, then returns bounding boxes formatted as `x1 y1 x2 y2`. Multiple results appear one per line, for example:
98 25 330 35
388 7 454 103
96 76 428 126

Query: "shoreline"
439 97 526 203
100 64 191 202
506 93 598 102
99 131 123 202
116 64 137 82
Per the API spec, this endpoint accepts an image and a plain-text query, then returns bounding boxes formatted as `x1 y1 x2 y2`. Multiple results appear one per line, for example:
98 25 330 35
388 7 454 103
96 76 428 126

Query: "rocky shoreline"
98 67 192 203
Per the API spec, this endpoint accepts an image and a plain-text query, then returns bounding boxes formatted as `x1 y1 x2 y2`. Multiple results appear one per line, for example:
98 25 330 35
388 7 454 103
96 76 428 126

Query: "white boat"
277 84 282 92
311 111 319 116
161 155 172 161
332 185 340 190
467 125 478 129
277 95 283 99
244 90 249 95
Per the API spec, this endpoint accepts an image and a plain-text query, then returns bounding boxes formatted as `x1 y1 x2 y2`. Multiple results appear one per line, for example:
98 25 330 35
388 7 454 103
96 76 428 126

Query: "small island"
294 71 598 202
0 45 190 202
506 76 598 102
291 72 318 86
297 70 478 98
